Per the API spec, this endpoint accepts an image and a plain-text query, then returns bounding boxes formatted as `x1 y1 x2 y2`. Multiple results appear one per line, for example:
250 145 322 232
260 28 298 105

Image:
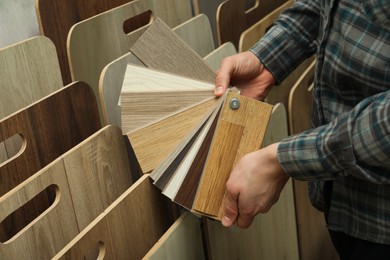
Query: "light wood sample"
120 64 215 133
0 125 136 259
239 0 294 52
100 14 216 127
0 82 101 242
205 103 300 260
67 0 192 122
53 175 175 260
204 42 237 71
143 212 205 260
216 0 287 48
130 19 216 83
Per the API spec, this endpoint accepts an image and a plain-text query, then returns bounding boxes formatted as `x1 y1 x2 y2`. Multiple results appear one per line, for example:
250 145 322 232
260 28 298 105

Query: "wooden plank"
66 0 192 122
130 19 216 83
120 65 215 133
100 14 215 127
53 175 176 259
127 97 218 174
204 42 237 71
0 1 40 48
239 1 293 52
205 103 300 260
0 82 101 242
216 0 287 48
193 91 273 218
142 212 205 260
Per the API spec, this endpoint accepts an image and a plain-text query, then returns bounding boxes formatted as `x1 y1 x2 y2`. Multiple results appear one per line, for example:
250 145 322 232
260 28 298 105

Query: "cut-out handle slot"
123 10 154 35
0 134 25 166
0 184 58 243
245 0 259 12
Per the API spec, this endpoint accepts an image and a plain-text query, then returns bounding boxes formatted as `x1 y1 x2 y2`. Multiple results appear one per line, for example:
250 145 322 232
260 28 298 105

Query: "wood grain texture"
288 61 339 260
205 103 300 260
127 97 218 174
0 125 135 259
53 175 175 260
204 42 237 71
193 91 273 218
0 1 40 48
143 212 205 260
66 0 192 122
130 19 216 83
0 82 101 242
239 0 293 52
120 65 215 133
216 0 287 48
36 0 140 84
100 13 215 127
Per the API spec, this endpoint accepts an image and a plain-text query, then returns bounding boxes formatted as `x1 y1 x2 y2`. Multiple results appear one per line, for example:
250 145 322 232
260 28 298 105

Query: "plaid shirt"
250 0 390 244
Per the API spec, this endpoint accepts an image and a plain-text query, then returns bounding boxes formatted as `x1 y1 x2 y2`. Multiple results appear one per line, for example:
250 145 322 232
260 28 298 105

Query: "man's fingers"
222 188 239 227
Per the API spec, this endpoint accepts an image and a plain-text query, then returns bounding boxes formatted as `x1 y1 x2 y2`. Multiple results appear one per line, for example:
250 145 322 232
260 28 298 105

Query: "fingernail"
222 215 232 227
214 86 223 95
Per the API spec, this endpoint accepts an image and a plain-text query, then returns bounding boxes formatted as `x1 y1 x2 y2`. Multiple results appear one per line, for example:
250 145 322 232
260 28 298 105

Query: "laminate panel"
120 65 215 133
127 97 218 174
142 212 205 260
0 82 100 242
0 1 40 48
53 175 175 259
216 0 287 48
204 42 237 71
193 91 273 218
130 19 216 83
205 103 300 260
239 0 293 52
66 0 192 122
100 14 215 127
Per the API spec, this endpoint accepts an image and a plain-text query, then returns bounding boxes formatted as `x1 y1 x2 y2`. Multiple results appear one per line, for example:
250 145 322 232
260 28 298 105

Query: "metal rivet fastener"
229 98 240 110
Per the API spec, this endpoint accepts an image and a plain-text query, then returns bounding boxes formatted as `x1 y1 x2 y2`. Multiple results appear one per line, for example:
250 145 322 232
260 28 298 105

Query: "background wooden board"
239 0 293 52
0 1 40 48
216 0 287 48
36 0 136 84
205 103 300 260
53 175 176 260
143 212 205 260
100 13 215 127
0 82 101 242
67 0 192 122
204 42 237 71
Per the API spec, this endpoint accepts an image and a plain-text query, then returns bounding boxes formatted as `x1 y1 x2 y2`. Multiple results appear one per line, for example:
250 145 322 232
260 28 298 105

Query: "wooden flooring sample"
193 91 273 218
127 97 218 174
130 19 216 83
143 212 205 260
0 125 136 259
66 0 192 122
204 42 237 71
120 64 215 133
53 175 175 260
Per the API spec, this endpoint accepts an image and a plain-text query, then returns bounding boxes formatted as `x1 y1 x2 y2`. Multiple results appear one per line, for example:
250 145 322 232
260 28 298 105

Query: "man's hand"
214 51 276 101
222 143 289 228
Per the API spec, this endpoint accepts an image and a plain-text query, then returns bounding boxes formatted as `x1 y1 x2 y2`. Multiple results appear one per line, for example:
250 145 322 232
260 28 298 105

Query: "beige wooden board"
0 1 40 48
127 97 218 174
100 14 215 127
143 212 205 260
205 103 300 260
0 125 135 259
239 0 293 52
288 61 338 260
120 65 215 133
0 159 79 259
130 19 216 83
67 0 192 123
216 0 287 48
193 91 273 218
204 42 237 71
192 0 224 45
53 175 175 259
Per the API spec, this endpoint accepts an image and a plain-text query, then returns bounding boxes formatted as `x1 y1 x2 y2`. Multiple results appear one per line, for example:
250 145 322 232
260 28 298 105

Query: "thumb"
214 59 234 97
221 190 239 227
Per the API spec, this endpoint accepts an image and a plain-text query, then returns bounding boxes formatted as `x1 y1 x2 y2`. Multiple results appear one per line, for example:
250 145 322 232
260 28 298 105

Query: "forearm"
278 90 390 183
250 0 321 83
